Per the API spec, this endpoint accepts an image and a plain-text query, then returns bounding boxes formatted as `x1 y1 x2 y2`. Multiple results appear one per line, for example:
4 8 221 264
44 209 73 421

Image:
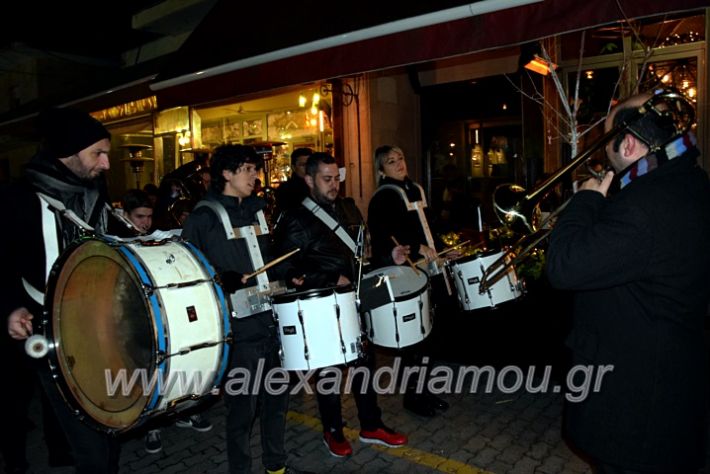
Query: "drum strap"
194 201 270 292
301 197 357 255
375 184 452 293
375 184 436 251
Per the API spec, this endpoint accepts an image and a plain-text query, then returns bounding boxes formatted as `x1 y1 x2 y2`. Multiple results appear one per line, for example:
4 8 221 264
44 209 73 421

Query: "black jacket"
367 176 437 268
182 191 283 342
1 152 111 322
274 175 309 221
546 148 710 470
273 196 363 290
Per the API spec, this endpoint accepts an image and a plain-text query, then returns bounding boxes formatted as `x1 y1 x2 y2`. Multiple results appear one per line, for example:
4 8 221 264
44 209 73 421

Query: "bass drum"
45 237 231 432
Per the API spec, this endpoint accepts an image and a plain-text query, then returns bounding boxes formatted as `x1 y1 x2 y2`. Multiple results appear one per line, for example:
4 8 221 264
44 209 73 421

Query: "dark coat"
273 174 309 221
1 153 111 321
546 150 710 470
273 196 362 290
182 191 279 342
367 176 437 268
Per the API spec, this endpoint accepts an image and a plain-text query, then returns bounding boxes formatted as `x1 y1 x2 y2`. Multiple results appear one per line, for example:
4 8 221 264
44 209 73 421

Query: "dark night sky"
1 1 161 60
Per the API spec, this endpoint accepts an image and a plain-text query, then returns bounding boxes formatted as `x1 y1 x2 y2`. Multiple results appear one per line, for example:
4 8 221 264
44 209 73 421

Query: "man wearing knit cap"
1 107 120 473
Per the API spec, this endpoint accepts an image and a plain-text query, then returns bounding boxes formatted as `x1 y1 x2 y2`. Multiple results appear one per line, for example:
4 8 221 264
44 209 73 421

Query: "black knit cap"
37 107 111 158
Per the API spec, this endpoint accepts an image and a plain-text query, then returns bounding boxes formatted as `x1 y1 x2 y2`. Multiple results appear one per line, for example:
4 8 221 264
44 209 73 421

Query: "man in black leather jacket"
273 152 408 458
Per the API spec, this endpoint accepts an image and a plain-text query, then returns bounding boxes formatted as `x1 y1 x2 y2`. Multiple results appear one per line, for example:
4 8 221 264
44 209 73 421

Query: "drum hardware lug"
456 269 470 305
297 308 309 362
156 351 167 365
334 302 347 358
367 312 374 339
392 304 399 344
418 298 425 335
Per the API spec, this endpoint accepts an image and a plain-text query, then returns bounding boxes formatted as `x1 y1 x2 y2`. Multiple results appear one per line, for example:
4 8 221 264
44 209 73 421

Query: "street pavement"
8 283 710 473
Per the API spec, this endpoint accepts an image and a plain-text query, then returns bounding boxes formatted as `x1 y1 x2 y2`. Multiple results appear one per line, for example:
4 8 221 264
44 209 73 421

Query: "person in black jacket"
273 147 312 222
182 145 309 474
546 90 710 473
367 145 452 418
3 107 120 473
273 152 409 458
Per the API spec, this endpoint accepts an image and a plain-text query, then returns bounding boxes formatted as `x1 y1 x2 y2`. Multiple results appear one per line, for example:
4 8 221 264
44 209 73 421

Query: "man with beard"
2 107 120 473
273 152 408 458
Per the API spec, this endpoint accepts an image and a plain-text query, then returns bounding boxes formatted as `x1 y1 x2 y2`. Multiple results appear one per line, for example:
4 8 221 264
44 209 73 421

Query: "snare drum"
271 286 362 371
360 266 432 349
447 250 523 311
45 237 230 432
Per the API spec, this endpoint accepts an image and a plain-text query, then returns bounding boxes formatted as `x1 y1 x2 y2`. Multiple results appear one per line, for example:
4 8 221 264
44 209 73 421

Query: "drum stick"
243 248 300 280
390 236 419 275
413 240 478 266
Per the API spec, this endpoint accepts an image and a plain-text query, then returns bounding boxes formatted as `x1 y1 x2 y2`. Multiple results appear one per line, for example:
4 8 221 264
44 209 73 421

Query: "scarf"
619 132 698 188
24 151 109 245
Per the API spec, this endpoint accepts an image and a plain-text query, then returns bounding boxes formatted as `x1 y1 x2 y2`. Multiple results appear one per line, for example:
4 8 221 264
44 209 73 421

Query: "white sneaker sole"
358 436 406 448
175 423 213 433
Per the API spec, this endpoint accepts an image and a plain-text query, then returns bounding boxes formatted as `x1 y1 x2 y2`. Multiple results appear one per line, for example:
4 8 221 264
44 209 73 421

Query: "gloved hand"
218 271 244 293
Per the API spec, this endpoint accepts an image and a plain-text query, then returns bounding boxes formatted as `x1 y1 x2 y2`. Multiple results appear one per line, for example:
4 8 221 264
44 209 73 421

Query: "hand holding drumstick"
391 236 419 275
242 248 300 282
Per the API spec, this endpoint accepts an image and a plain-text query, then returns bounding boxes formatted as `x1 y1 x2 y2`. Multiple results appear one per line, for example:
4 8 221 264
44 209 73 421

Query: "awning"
151 0 709 108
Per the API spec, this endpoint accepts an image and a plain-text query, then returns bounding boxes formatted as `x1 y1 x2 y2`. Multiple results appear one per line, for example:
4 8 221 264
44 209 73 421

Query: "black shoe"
426 392 450 411
403 393 436 417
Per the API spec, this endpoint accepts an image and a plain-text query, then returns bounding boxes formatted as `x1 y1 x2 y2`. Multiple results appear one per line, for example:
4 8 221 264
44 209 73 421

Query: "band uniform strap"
194 201 270 291
374 183 436 250
301 197 357 255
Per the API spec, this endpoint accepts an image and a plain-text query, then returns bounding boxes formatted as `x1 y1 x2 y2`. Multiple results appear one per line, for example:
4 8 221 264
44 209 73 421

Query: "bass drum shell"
45 237 230 432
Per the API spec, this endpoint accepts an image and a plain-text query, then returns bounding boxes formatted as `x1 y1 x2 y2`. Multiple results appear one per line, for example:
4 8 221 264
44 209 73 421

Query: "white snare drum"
272 286 362 371
448 250 523 311
45 237 230 432
361 266 432 349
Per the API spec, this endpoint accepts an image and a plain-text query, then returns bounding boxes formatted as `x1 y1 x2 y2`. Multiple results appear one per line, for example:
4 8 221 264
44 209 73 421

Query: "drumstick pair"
243 248 300 280
412 239 480 266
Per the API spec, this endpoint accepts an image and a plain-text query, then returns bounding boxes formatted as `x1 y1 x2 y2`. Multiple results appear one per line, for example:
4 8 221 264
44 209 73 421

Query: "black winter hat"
38 107 111 158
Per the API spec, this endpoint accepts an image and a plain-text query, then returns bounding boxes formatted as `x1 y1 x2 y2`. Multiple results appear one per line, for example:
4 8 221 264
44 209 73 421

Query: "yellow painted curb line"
287 411 495 474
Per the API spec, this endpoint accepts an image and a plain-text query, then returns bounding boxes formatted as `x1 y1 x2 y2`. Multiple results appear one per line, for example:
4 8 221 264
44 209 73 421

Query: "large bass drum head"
46 239 154 431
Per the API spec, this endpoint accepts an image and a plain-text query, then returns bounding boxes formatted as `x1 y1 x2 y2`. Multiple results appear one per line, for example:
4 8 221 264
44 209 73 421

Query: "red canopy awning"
152 0 708 108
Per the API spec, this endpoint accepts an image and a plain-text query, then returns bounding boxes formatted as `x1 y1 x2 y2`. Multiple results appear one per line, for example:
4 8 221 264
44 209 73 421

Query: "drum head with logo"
46 238 155 431
363 265 428 302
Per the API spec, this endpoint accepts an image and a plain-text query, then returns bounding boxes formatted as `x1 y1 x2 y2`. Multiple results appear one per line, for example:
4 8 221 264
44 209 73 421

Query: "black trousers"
0 337 82 473
315 344 382 433
224 334 289 474
36 363 121 473
401 272 457 394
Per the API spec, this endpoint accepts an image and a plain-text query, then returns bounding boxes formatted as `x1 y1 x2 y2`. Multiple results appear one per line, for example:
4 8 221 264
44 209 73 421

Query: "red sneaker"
359 426 408 447
323 430 352 457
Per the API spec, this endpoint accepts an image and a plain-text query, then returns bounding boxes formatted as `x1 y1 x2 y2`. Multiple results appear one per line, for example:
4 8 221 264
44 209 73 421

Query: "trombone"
480 88 695 292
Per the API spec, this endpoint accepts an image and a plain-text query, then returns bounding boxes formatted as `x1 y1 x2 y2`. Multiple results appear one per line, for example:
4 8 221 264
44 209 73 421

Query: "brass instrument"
481 88 695 291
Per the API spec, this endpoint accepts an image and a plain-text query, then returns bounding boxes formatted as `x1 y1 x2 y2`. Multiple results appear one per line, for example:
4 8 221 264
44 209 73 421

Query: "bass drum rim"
45 237 158 433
